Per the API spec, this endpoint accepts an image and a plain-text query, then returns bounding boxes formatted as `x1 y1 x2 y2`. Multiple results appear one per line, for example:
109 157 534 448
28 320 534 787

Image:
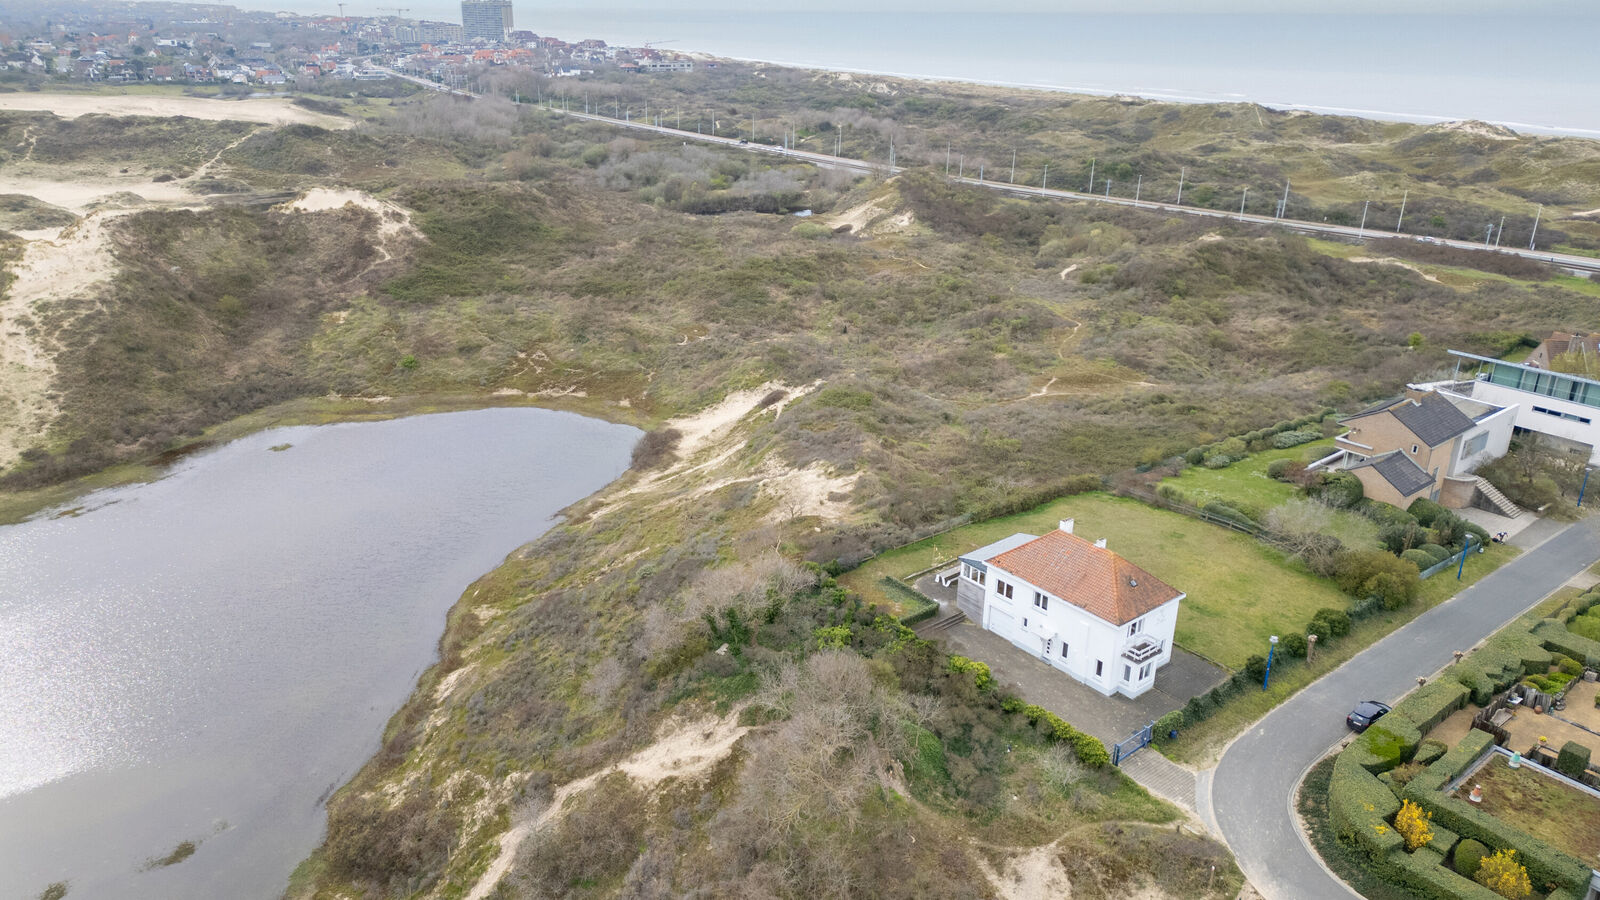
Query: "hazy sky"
506 0 1586 10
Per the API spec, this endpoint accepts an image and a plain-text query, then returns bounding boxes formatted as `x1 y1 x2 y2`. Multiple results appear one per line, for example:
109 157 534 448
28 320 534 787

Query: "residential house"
1436 337 1600 465
956 520 1184 699
1334 389 1514 509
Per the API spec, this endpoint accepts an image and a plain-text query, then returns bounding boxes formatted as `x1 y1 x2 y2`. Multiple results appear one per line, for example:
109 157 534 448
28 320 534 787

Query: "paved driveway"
939 621 1227 745
1210 516 1600 900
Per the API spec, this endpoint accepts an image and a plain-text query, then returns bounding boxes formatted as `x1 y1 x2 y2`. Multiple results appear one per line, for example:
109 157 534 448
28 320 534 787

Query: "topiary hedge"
1452 838 1488 880
1534 618 1600 668
1388 846 1504 900
1418 543 1453 564
1415 789 1592 892
1392 679 1470 735
1554 741 1591 779
1272 429 1322 449
1330 751 1404 858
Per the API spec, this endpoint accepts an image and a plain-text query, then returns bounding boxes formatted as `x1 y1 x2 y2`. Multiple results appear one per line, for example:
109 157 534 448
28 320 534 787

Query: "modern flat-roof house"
955 520 1183 699
1334 390 1515 509
1439 342 1600 466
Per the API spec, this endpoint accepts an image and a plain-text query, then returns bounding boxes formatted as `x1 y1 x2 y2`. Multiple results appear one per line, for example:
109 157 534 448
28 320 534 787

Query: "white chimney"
1094 538 1107 549
1060 518 1075 534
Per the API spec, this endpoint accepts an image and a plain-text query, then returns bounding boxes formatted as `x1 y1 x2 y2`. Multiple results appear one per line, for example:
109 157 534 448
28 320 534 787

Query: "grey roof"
959 533 1038 572
1350 451 1434 498
1342 392 1476 447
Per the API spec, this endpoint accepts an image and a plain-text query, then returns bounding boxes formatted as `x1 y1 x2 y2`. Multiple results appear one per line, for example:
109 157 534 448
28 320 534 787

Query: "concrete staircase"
917 610 967 636
1474 477 1523 519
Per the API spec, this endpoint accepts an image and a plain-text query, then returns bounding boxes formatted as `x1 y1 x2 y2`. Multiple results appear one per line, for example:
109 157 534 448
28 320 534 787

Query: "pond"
0 408 638 899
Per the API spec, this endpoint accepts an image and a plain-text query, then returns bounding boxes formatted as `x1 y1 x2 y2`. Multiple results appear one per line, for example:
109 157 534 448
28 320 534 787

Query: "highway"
382 67 1600 277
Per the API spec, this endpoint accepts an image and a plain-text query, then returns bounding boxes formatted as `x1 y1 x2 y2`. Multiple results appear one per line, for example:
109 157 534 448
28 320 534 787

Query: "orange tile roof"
986 529 1182 625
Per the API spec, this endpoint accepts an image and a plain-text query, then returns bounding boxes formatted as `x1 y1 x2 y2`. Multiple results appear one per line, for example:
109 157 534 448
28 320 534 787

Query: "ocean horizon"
252 7 1600 137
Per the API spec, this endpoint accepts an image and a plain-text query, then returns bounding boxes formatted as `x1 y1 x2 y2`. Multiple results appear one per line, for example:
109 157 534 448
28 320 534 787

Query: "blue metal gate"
1111 721 1154 766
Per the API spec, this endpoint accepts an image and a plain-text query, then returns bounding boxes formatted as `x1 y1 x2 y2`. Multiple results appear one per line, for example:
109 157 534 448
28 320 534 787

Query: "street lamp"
1263 635 1279 689
1457 533 1474 580
1579 467 1592 507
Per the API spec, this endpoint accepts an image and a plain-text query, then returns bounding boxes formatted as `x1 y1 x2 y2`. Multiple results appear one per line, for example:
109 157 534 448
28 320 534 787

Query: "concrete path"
1210 516 1600 900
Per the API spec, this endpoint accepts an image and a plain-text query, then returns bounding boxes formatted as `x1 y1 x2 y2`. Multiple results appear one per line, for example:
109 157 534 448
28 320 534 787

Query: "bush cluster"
1177 409 1335 470
1001 700 1112 767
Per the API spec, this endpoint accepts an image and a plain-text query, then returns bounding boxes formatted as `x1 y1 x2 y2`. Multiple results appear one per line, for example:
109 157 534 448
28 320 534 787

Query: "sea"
281 7 1600 137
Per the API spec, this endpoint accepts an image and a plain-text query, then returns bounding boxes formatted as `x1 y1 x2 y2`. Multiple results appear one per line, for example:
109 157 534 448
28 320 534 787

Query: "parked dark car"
1346 700 1392 731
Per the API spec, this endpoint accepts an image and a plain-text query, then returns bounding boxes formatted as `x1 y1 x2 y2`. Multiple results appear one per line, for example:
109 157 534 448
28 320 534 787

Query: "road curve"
1210 517 1600 900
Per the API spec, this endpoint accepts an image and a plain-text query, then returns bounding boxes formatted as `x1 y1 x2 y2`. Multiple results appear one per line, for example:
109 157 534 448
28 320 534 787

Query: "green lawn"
1158 442 1336 513
842 492 1352 669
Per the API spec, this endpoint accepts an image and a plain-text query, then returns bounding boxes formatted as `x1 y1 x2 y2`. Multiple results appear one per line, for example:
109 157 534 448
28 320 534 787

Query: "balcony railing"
1122 636 1163 664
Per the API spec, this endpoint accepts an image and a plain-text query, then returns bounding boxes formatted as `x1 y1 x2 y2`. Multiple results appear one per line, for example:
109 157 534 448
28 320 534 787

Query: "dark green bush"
1184 447 1206 465
1414 739 1448 767
1402 548 1439 570
1329 752 1403 858
1243 654 1268 682
1266 458 1293 479
1555 741 1591 779
1282 632 1308 657
1310 607 1352 639
1453 839 1488 879
1408 497 1447 527
1314 470 1365 509
1418 543 1452 564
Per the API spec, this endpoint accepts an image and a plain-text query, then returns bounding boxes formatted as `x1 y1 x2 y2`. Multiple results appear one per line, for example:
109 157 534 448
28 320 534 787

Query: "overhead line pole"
1395 189 1408 233
1176 166 1185 205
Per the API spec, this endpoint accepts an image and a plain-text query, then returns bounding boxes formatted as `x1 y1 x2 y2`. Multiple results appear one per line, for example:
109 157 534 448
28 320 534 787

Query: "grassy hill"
3 82 1600 899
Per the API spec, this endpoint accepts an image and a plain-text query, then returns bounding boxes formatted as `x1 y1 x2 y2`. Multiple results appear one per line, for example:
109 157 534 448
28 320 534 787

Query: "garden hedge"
1533 619 1600 668
1010 702 1111 768
1414 791 1592 892
1403 548 1439 570
885 576 941 626
1408 498 1447 527
1359 718 1423 770
1404 730 1492 797
1452 838 1488 880
1329 751 1403 859
1414 740 1447 767
1387 846 1504 900
1391 679 1470 735
1554 741 1591 779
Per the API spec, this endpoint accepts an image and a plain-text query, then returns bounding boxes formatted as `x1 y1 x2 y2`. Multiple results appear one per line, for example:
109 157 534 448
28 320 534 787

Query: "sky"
222 0 1593 15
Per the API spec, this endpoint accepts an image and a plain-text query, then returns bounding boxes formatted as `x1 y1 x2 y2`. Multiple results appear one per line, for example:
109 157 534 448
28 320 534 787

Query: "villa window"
997 580 1014 599
1060 643 1069 659
1411 444 1419 454
1095 660 1103 677
1123 664 1132 681
1140 663 1152 680
1127 619 1142 637
1033 591 1048 611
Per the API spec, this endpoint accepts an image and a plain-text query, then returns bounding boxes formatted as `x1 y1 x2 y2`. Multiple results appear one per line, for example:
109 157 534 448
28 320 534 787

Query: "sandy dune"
0 93 348 128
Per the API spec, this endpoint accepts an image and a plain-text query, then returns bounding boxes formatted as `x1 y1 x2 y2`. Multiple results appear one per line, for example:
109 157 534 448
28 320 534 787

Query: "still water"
0 407 638 899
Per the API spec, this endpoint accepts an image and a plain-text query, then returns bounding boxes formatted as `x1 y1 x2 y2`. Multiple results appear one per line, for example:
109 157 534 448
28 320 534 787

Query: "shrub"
1403 548 1439 570
1414 740 1448 766
1555 655 1584 677
1282 632 1308 657
1184 447 1206 465
1314 470 1365 509
630 426 682 469
1155 709 1185 736
1272 429 1322 448
1395 798 1435 851
1243 654 1268 683
1380 520 1427 554
1203 454 1234 469
1310 607 1352 639
1266 458 1293 480
1454 838 1489 879
1431 513 1469 549
1334 550 1420 607
1202 500 1258 529
1408 497 1447 527
1475 849 1532 899
1418 543 1452 564
1554 741 1591 779
947 655 994 692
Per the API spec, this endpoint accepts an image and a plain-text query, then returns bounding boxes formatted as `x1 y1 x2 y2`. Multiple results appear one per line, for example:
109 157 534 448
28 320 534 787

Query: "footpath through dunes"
0 92 350 128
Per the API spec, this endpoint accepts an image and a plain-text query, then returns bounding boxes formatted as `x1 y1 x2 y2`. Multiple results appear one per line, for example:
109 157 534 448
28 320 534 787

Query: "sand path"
463 709 750 900
0 93 349 128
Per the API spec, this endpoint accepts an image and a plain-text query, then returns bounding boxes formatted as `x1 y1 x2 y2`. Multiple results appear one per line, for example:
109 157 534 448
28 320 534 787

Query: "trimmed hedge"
1415 791 1593 892
1408 498 1448 527
1272 429 1322 448
1534 618 1600 668
1388 846 1504 900
884 576 941 626
1414 740 1448 767
947 656 995 691
1554 741 1591 779
1011 703 1111 768
1392 679 1471 735
1360 719 1423 770
1453 838 1488 880
1405 730 1493 797
1331 751 1404 858
1418 543 1452 564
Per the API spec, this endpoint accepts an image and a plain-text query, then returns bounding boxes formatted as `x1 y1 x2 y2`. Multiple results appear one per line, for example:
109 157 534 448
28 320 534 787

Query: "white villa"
952 519 1184 699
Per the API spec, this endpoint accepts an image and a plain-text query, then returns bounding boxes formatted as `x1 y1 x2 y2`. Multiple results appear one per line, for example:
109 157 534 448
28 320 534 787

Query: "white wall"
980 569 1180 698
1450 404 1516 474
1471 380 1600 464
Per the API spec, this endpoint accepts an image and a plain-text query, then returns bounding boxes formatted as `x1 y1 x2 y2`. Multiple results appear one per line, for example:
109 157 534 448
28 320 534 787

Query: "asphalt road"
379 69 1600 278
1210 516 1600 900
